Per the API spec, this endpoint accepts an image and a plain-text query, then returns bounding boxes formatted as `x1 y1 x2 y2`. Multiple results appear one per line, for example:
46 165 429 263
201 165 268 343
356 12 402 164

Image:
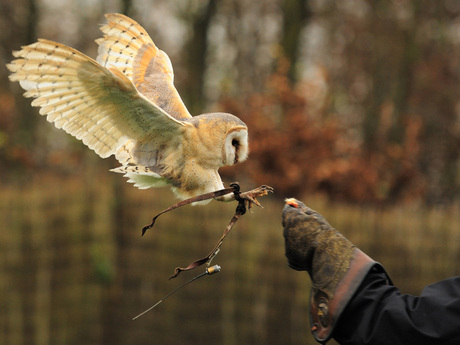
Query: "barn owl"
7 13 248 203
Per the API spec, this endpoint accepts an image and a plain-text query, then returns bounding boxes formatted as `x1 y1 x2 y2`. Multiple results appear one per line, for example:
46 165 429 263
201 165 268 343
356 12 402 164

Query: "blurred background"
1 0 459 344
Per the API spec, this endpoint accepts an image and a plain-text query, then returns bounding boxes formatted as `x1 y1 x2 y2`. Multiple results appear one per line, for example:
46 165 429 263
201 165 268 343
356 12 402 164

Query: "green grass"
0 172 459 345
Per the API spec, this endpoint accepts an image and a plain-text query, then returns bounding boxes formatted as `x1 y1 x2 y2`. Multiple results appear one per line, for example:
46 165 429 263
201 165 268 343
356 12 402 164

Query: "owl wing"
96 13 192 120
7 39 187 166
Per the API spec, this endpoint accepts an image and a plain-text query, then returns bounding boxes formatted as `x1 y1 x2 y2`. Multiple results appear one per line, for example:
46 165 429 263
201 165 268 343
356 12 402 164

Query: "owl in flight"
7 13 248 202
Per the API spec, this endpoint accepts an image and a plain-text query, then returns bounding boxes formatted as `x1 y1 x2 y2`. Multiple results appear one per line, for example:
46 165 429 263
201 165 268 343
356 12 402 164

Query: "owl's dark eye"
231 139 240 164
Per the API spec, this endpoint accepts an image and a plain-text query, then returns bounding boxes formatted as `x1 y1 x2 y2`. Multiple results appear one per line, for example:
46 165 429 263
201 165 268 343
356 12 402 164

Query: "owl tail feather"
110 165 169 189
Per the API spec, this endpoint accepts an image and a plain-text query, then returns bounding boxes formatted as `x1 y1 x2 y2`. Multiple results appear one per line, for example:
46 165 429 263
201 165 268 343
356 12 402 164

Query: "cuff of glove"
309 248 390 344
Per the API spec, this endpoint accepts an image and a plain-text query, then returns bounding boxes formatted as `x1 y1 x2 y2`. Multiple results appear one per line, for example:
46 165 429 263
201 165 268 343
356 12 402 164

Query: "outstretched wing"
7 39 187 166
96 13 192 120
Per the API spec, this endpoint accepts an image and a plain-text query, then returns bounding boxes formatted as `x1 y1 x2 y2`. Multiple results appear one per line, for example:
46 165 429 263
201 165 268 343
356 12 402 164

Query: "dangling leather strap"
141 186 235 235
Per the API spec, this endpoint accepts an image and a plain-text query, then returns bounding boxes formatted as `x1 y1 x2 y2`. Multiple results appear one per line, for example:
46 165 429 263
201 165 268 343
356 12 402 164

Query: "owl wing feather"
7 39 187 168
96 13 192 120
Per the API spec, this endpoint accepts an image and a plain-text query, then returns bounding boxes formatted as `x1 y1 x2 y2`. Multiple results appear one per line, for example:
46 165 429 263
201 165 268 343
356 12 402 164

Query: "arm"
282 198 460 345
334 271 460 345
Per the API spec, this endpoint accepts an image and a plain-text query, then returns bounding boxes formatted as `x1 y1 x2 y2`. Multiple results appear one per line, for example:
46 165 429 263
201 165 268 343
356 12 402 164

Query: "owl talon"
238 185 274 209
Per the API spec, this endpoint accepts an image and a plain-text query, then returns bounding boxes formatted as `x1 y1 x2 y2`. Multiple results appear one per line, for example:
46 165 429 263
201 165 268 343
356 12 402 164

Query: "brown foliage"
220 72 424 204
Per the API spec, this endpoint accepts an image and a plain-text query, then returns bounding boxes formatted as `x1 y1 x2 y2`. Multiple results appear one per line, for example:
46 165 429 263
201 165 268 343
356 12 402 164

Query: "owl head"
192 113 249 167
189 112 249 169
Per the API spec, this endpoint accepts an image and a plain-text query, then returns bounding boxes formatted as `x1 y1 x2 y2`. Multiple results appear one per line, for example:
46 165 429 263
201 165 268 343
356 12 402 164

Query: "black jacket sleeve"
332 270 460 345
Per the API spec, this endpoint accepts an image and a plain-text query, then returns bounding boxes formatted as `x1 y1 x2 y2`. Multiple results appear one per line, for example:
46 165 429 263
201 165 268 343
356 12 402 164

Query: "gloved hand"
282 198 355 295
282 198 378 343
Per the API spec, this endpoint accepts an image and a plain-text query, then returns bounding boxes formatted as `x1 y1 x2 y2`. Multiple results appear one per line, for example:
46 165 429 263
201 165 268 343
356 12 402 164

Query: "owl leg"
141 186 235 235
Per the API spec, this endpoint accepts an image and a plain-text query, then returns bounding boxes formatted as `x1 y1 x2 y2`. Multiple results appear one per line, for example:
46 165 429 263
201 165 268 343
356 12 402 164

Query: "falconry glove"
282 198 385 344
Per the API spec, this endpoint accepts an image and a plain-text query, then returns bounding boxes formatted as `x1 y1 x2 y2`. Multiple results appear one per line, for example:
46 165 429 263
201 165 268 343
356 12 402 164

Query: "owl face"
223 128 248 166
188 112 248 169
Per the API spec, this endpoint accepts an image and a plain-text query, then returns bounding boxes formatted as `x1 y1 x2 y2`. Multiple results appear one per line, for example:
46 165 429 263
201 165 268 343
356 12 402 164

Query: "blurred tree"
121 0 134 16
180 0 218 114
1 0 39 148
0 0 41 178
208 0 281 100
415 49 460 204
279 0 311 83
